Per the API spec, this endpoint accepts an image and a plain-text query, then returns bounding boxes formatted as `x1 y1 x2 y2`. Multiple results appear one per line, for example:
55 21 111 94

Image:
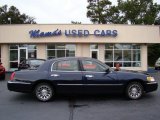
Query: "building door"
91 50 98 59
18 47 28 64
90 44 99 59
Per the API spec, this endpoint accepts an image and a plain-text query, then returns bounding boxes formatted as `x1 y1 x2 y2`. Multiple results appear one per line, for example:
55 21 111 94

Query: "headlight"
147 76 155 82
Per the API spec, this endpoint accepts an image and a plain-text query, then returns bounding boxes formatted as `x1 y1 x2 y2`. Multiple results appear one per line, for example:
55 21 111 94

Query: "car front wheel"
35 83 54 102
126 82 143 100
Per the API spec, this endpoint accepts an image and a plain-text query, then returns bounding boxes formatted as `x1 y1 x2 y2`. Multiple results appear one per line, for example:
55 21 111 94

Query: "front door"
18 47 28 64
81 60 121 94
49 59 83 94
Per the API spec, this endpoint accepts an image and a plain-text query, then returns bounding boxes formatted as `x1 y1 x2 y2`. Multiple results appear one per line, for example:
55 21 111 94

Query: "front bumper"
145 82 158 93
7 80 33 93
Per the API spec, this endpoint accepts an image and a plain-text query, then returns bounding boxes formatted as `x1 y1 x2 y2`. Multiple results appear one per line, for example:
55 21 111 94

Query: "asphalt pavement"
0 72 160 120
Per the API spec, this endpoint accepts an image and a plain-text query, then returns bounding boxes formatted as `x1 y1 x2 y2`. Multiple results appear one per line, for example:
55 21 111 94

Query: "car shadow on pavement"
8 92 157 103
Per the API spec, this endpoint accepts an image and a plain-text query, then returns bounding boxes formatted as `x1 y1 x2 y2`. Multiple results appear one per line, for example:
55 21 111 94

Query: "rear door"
49 59 83 94
81 60 121 94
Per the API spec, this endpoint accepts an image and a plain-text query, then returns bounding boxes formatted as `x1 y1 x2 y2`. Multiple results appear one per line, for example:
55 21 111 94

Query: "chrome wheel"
126 82 143 100
35 83 53 102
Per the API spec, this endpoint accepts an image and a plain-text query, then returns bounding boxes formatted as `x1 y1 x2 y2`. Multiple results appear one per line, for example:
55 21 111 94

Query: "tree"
0 5 36 24
87 0 160 24
87 0 112 24
117 0 160 24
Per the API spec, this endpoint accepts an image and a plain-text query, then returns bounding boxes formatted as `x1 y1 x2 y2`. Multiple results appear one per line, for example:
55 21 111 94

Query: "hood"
115 70 148 81
120 69 149 75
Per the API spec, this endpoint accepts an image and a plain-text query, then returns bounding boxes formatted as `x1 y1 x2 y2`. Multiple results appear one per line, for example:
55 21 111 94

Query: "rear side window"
52 60 79 71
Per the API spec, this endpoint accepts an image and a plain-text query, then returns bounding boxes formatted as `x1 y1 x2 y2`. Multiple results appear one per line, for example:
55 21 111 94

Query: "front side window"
82 60 106 72
52 60 78 71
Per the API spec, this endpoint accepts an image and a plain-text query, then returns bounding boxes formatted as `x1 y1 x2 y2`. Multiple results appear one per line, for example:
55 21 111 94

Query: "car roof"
26 58 46 61
46 57 96 62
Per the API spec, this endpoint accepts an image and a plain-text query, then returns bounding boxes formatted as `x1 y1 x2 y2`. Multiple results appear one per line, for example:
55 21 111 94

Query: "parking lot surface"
0 72 160 120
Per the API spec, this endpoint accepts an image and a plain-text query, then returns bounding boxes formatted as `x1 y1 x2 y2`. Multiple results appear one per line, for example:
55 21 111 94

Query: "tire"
35 83 54 102
126 82 143 100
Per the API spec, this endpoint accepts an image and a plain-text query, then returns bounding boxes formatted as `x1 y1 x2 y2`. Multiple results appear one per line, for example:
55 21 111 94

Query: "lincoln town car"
7 57 158 102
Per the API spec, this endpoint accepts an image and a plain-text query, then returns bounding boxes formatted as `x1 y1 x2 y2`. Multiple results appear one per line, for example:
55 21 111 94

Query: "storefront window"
47 44 76 59
114 50 122 61
9 44 37 70
10 50 18 61
28 45 37 59
28 49 36 58
10 45 18 49
105 44 141 67
10 45 18 69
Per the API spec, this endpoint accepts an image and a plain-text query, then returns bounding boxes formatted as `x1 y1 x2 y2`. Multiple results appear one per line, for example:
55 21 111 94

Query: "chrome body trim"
146 82 158 85
57 84 123 86
8 81 32 85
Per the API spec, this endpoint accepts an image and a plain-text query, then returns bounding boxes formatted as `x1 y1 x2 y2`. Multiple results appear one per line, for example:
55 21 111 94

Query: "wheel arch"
124 79 146 92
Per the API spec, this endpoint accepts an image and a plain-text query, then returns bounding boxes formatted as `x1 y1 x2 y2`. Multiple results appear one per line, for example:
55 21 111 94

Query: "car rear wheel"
35 83 54 102
126 82 143 100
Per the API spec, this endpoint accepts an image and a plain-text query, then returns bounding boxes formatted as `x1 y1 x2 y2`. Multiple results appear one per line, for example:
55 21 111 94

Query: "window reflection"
105 44 141 67
9 44 37 70
105 50 113 61
47 44 76 59
114 50 122 61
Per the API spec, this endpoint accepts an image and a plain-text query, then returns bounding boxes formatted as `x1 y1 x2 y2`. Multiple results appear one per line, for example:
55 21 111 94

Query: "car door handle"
51 74 59 77
85 75 94 78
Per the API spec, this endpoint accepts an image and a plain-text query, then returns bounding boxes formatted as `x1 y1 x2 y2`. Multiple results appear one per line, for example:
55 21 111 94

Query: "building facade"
0 24 159 71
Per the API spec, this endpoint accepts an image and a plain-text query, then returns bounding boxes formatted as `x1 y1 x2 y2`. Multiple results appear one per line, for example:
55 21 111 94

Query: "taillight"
10 72 15 80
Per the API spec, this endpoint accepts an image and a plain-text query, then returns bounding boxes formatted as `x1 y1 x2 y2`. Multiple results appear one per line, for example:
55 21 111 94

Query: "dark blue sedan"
8 57 158 102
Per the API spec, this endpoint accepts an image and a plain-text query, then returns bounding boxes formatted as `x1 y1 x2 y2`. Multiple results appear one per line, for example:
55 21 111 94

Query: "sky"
0 0 160 24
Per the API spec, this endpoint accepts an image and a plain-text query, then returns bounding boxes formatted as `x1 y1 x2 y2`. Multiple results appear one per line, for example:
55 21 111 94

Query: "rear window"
52 60 79 71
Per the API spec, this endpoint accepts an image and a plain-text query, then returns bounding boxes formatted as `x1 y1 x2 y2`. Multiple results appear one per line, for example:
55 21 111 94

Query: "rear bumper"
7 80 33 93
145 82 158 93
